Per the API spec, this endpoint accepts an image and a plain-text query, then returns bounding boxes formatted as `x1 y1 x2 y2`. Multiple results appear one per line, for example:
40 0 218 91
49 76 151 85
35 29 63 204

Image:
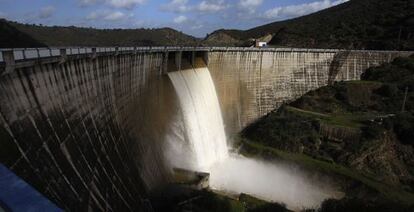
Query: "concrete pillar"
203 51 209 66
2 50 15 74
91 48 97 59
175 51 182 71
162 51 169 74
60 49 67 64
115 47 119 56
191 51 196 67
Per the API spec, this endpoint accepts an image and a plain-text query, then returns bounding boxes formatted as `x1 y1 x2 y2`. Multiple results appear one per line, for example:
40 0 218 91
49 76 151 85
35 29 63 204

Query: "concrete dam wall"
0 47 411 211
207 49 412 134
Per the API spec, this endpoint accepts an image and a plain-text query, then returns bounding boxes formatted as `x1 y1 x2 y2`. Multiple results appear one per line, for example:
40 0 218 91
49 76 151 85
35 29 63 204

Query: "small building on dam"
0 46 412 211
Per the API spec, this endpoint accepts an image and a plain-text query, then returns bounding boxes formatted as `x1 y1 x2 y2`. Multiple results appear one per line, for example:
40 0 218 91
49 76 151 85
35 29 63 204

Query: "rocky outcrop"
349 132 414 186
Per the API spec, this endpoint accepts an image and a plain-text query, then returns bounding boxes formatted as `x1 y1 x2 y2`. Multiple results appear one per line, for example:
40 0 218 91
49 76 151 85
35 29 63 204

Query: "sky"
0 0 348 37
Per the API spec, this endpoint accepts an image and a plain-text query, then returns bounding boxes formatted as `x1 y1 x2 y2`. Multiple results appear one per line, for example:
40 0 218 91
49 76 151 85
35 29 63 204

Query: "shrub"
375 84 399 97
361 122 384 140
319 198 414 212
393 113 414 146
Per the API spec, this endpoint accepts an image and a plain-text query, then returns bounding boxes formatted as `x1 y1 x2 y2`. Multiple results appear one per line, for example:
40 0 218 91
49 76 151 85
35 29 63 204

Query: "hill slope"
242 55 414 204
0 20 47 48
1 0 412 49
206 0 414 50
0 19 199 48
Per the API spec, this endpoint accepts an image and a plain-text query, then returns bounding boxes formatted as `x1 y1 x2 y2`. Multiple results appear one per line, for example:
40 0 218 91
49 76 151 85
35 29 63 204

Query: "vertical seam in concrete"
259 51 263 116
27 64 84 200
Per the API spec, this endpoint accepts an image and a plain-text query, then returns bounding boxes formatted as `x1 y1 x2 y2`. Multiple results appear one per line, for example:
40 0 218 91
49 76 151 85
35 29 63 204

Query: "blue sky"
0 0 348 37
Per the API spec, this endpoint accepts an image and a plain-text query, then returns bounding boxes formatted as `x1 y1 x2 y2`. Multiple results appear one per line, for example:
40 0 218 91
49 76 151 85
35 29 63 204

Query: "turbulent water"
168 65 228 170
209 155 339 209
167 62 339 209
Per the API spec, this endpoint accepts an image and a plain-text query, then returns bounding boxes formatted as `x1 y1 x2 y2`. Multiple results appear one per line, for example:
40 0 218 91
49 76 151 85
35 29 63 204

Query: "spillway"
166 59 339 209
167 59 228 170
0 47 412 211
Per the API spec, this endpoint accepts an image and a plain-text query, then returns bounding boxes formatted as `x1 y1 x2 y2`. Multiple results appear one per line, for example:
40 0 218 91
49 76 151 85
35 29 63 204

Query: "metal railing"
0 46 411 63
0 47 211 62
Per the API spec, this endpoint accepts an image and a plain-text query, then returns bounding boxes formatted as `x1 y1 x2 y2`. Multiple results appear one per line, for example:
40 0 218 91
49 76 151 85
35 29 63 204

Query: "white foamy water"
209 155 338 209
167 62 339 209
168 65 228 170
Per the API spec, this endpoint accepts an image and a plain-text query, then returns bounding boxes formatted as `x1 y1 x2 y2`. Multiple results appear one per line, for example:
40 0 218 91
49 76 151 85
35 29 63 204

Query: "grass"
181 190 246 212
239 194 269 207
239 139 414 205
179 190 289 212
239 193 289 212
285 106 381 129
344 80 383 85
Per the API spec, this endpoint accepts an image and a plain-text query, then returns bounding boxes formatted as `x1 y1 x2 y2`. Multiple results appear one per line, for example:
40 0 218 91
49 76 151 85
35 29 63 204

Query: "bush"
375 84 399 97
393 113 414 146
361 122 384 140
362 56 414 83
319 198 414 212
242 108 319 152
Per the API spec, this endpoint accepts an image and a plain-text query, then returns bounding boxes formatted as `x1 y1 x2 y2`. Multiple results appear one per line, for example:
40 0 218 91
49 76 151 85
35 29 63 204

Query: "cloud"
264 0 348 20
104 11 127 21
162 0 227 13
239 0 263 8
78 0 99 6
161 0 190 13
197 0 228 13
38 6 55 19
107 0 146 9
191 24 203 30
174 15 188 24
0 12 7 19
238 0 263 15
87 10 130 21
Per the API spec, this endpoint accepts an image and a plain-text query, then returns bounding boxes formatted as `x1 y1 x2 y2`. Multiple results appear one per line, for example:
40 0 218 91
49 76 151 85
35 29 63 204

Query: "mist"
209 154 340 209
165 124 340 209
165 65 341 210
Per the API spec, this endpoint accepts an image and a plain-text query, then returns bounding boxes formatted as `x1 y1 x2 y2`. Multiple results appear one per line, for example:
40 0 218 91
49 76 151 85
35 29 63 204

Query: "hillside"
0 19 199 48
241 55 414 207
1 0 412 49
0 19 47 48
205 0 414 50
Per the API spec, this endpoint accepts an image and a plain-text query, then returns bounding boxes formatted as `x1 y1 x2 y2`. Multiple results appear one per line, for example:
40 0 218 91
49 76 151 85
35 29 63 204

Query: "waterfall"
168 63 228 170
167 59 340 210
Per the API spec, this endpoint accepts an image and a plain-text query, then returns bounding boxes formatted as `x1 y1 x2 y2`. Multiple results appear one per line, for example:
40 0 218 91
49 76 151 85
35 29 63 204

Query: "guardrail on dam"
0 47 412 211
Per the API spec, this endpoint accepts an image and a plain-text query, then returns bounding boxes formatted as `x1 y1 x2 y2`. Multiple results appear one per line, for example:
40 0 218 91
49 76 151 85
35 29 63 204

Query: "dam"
0 47 412 211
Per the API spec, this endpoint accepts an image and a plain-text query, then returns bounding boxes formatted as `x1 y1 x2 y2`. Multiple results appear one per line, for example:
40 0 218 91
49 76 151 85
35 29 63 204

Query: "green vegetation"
172 55 414 212
240 55 414 209
241 195 288 212
158 188 289 212
0 19 199 48
0 19 46 48
240 139 414 205
184 192 289 212
319 198 414 212
285 106 373 128
360 55 414 146
206 0 414 50
1 0 412 49
175 190 245 212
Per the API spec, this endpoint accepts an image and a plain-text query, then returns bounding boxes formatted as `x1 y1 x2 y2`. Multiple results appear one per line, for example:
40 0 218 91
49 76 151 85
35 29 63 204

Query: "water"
168 65 228 170
209 155 339 210
167 62 339 209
